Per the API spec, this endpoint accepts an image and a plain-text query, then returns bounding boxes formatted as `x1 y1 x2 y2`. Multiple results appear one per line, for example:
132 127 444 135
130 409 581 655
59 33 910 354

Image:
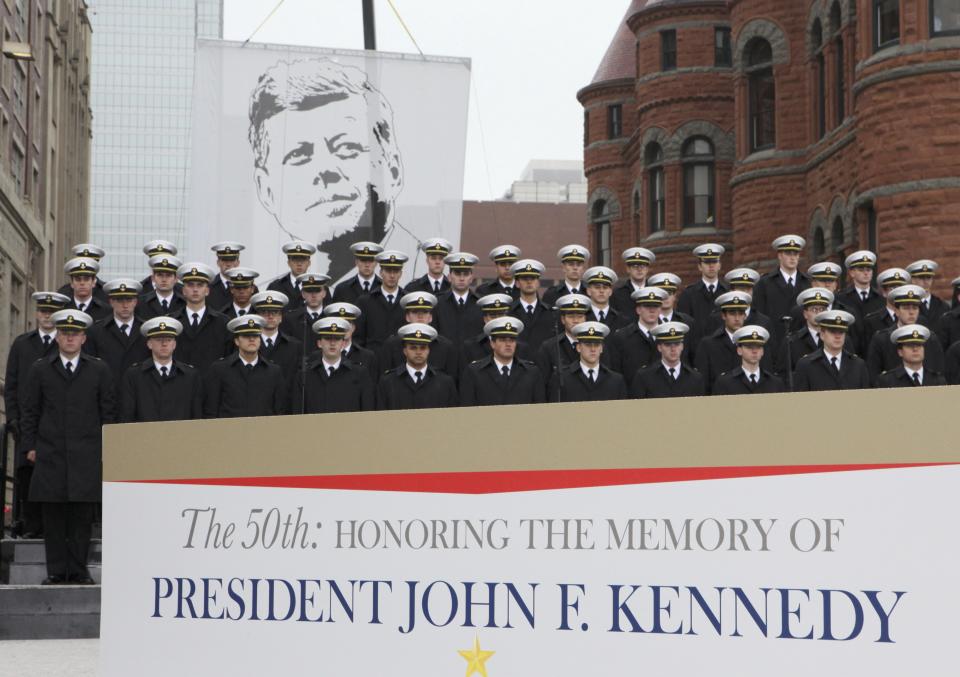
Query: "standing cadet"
607 287 667 381
221 268 260 319
280 272 331 340
331 241 383 304
137 255 185 320
648 272 697 359
907 260 948 332
267 240 317 303
4 292 68 538
290 317 375 414
85 279 150 387
877 324 946 388
356 251 408 351
696 291 767 394
611 247 655 317
707 268 774 336
460 317 546 406
20 310 115 585
208 242 245 311
585 266 629 330
542 245 590 308
475 245 521 298
171 263 231 373
434 252 483 348
203 315 287 418
376 324 459 410
58 244 108 303
406 238 452 295
793 311 871 391
837 250 882 321
64 258 111 321
786 262 848 331
535 293 590 380
252 291 303 381
677 244 727 327
751 235 811 344
380 292 459 378
630 322 705 399
713 326 785 395
463 294 521 365
776 288 834 380
510 259 553 351
866 285 945 382
858 268 912 356
120 317 203 422
323 302 379 380
548 321 626 402
138 240 179 295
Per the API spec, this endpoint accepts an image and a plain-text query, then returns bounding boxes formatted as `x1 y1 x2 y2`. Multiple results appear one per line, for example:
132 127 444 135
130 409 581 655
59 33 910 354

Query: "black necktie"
598 310 605 322
588 368 595 383
415 370 423 385
77 302 85 312
65 361 74 375
912 372 922 386
311 312 319 321
120 323 129 337
669 367 676 380
244 363 254 373
42 335 51 347
191 312 199 329
750 373 758 385
526 304 534 317
160 299 169 311
328 366 335 377
861 291 868 302
659 317 666 325
160 365 168 379
501 365 510 379
363 281 371 293
265 337 274 348
238 308 247 316
458 297 465 307
707 285 715 295
831 356 840 374
387 294 394 305
434 281 441 293
787 277 795 290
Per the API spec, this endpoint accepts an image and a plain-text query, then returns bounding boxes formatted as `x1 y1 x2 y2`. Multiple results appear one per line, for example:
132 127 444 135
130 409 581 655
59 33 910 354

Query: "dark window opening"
715 27 732 66
835 36 846 122
831 217 845 250
813 227 826 261
661 30 677 71
607 104 623 139
873 0 900 51
646 143 665 233
746 39 776 152
584 110 590 145
682 137 715 228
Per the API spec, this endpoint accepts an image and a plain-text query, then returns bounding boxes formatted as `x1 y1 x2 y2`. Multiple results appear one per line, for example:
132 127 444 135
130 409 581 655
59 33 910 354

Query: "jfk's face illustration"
255 99 397 244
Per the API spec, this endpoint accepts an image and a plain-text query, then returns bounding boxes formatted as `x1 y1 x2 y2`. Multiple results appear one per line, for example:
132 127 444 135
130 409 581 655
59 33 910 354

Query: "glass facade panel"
88 0 223 277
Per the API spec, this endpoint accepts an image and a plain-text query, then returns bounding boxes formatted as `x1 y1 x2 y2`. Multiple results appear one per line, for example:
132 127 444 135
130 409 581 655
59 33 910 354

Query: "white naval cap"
227 314 267 335
844 250 877 269
622 247 655 265
143 240 177 257
797 287 835 307
510 259 545 277
772 235 806 251
632 286 669 305
64 257 100 276
70 243 105 259
484 316 524 338
584 266 618 286
281 240 317 257
648 272 681 292
732 325 770 345
557 244 590 262
725 268 760 287
489 245 521 262
141 316 183 338
891 324 931 345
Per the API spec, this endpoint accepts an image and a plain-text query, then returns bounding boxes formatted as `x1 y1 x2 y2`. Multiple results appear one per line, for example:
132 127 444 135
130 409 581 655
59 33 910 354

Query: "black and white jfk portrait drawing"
187 41 470 282
248 58 404 282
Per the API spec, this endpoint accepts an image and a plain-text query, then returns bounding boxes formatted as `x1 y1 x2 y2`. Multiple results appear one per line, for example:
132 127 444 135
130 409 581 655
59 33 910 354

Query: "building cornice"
577 78 635 104
627 1 728 32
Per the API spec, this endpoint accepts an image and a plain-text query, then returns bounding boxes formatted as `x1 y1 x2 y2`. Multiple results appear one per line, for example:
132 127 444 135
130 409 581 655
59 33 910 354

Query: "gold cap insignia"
504 250 512 257
67 315 74 322
669 328 677 336
331 323 339 331
588 327 596 336
82 249 90 256
752 331 759 340
159 322 167 330
912 330 920 338
571 249 580 257
362 247 370 254
459 258 466 266
525 264 533 272
79 263 88 270
247 319 256 327
417 297 425 305
45 295 52 302
295 245 302 252
415 330 423 338
338 308 347 316
224 246 232 253
120 284 127 291
894 273 902 280
505 323 513 331
161 259 169 266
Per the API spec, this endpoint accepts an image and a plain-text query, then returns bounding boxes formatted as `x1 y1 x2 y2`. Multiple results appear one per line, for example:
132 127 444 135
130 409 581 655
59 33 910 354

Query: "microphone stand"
553 306 564 403
781 315 794 392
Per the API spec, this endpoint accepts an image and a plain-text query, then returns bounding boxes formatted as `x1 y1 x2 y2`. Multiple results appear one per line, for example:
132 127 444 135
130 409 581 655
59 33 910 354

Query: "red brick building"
579 0 960 294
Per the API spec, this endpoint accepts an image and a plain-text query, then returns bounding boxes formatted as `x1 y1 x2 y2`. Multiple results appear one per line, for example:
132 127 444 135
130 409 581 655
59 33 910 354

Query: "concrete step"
0 585 101 639
8 563 102 586
5 539 102 564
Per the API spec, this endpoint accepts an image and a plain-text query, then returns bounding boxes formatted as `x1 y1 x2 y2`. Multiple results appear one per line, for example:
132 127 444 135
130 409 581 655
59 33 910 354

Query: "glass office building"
88 0 223 278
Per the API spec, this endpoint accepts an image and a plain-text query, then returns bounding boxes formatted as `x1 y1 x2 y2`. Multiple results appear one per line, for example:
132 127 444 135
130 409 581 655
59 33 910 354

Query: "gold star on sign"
458 636 495 677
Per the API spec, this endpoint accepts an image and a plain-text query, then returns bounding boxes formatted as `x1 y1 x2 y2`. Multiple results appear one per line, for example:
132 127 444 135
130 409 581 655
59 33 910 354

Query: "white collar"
452 290 469 303
39 328 57 340
428 273 445 284
854 283 871 294
406 363 427 380
742 364 761 380
807 327 820 343
662 361 681 378
155 290 174 302
660 311 673 323
154 359 173 375
262 329 279 340
234 303 251 314
824 348 842 365
592 303 610 315
239 355 259 368
73 296 92 307
520 297 538 309
289 272 300 287
187 305 206 320
321 357 341 372
380 287 400 299
631 280 646 292
887 307 896 320
725 329 737 343
493 357 514 372
565 280 581 292
358 273 377 284
60 353 79 369
637 322 655 337
780 269 797 284
580 361 600 378
114 317 134 331
498 279 515 289
341 340 353 353
702 277 718 288
905 365 924 381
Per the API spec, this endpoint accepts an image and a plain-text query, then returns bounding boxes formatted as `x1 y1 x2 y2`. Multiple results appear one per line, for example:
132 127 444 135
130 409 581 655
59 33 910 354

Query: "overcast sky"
222 0 627 201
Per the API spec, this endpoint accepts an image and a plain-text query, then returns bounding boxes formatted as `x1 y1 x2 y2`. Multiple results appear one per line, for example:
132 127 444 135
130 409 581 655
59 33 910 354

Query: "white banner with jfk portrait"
187 39 471 285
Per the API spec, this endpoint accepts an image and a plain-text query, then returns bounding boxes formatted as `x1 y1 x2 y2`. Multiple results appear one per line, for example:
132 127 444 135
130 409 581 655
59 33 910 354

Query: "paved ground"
1 639 98 676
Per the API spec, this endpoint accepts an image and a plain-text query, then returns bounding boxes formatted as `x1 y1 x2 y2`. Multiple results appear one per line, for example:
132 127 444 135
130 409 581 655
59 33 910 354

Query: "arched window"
645 143 665 233
813 226 826 261
832 2 846 123
873 0 900 51
812 20 826 139
746 38 776 151
592 200 613 267
682 137 715 228
831 217 844 250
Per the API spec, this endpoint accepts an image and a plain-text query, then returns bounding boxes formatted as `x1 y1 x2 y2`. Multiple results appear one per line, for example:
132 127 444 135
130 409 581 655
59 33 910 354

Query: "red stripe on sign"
130 463 952 494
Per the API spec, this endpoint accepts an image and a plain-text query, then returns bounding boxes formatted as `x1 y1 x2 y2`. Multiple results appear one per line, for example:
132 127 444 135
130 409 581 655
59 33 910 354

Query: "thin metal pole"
362 0 377 50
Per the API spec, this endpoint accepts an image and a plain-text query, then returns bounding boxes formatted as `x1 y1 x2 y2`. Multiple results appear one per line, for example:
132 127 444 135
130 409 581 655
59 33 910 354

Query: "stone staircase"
0 536 102 639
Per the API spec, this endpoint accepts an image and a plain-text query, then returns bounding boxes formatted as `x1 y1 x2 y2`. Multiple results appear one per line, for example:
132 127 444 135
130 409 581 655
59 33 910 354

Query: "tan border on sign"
103 387 960 482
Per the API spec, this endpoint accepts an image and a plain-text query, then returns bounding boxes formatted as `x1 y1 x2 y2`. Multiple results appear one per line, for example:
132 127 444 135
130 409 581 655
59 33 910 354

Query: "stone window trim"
827 195 852 250
639 121 734 166
734 19 790 72
587 187 621 224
